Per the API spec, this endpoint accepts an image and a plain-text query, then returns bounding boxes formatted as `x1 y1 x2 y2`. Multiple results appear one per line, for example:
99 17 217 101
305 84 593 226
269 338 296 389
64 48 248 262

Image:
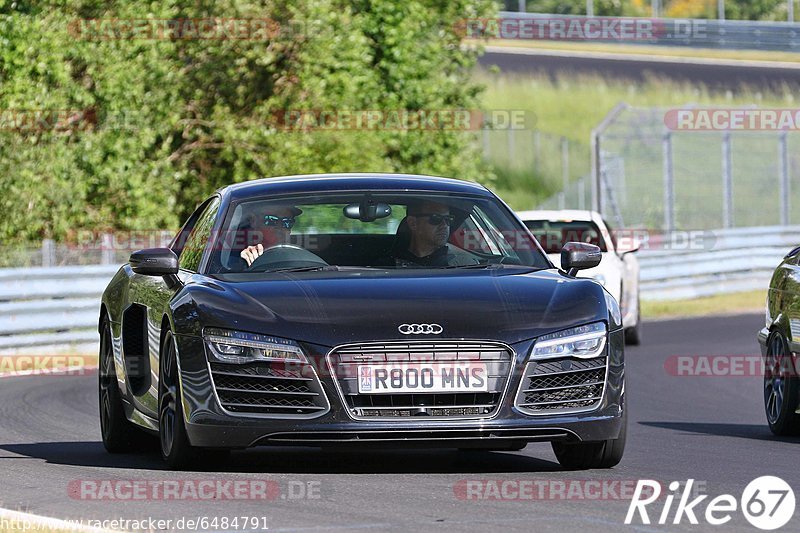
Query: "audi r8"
99 173 626 470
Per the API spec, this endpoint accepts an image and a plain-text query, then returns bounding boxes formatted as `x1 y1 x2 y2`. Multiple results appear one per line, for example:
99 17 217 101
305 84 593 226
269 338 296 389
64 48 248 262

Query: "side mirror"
130 248 179 276
561 242 602 276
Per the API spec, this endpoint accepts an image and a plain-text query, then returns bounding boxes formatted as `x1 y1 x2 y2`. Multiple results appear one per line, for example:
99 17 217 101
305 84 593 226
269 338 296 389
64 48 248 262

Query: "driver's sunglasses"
415 213 455 226
263 215 296 229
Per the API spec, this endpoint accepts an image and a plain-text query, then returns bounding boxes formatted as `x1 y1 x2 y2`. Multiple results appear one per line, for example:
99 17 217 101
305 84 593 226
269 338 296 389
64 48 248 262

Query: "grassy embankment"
477 68 797 213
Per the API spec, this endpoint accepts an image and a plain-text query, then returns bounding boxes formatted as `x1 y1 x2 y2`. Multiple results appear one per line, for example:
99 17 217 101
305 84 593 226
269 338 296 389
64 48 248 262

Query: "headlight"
531 322 607 360
203 328 307 364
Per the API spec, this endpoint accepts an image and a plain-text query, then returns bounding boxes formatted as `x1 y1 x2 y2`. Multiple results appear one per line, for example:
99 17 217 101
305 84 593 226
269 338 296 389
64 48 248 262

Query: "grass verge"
641 290 765 319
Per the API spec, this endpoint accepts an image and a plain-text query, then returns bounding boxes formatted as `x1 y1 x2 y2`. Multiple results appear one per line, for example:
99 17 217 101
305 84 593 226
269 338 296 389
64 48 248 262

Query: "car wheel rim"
159 337 178 457
98 325 114 438
765 334 787 425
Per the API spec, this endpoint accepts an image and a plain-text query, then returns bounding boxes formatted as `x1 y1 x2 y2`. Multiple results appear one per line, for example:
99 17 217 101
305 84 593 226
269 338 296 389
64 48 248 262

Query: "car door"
124 196 221 418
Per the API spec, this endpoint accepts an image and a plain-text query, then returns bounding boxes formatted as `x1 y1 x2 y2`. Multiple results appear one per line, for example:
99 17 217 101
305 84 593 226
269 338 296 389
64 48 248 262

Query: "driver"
238 204 302 267
384 200 479 268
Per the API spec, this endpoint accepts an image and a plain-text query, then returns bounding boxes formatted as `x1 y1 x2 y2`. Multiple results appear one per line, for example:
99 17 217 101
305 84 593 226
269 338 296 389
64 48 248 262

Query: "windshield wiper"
442 263 503 269
266 265 340 273
442 262 537 270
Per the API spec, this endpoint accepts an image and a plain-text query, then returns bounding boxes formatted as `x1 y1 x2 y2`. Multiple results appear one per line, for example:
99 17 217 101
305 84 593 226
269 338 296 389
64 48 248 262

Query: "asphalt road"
480 47 800 92
1 313 798 532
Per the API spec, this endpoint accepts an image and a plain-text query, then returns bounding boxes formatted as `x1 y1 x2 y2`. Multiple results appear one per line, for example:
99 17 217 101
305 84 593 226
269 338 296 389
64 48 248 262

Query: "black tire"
99 318 149 453
551 407 626 470
624 298 642 346
159 330 230 470
764 332 800 436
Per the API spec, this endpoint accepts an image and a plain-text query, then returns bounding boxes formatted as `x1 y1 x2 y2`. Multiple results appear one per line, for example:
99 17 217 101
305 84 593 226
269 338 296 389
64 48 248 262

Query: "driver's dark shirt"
390 245 449 267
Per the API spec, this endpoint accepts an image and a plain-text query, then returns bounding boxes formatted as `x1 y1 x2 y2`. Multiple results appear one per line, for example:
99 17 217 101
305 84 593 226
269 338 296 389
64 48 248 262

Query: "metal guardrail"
0 265 118 352
497 11 800 52
639 225 799 301
0 226 795 351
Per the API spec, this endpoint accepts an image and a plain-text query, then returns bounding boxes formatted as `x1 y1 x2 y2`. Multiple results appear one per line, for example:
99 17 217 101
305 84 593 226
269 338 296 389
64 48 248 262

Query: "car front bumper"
174 330 626 449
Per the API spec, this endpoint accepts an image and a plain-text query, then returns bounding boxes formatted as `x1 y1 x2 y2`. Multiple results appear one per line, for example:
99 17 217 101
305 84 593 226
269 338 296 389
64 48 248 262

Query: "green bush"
0 0 497 244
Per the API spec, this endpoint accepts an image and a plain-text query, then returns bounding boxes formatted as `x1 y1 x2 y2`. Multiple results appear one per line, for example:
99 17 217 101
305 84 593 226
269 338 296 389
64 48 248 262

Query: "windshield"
205 192 550 275
523 220 609 254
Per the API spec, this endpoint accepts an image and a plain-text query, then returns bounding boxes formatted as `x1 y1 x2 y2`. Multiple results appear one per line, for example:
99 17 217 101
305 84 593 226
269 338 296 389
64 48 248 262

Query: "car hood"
175 269 610 347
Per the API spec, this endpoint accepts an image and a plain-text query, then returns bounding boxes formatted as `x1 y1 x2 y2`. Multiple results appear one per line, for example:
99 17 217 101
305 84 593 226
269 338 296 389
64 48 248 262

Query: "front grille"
328 341 514 420
209 362 329 417
514 356 607 414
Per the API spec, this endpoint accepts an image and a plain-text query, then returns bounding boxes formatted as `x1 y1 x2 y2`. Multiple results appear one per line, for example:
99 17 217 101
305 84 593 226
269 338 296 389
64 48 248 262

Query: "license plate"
357 363 488 394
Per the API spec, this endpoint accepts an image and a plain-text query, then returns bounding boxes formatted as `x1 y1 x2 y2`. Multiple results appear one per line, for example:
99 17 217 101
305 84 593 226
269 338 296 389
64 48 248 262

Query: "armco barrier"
496 12 800 52
638 225 800 301
0 265 119 352
0 226 796 351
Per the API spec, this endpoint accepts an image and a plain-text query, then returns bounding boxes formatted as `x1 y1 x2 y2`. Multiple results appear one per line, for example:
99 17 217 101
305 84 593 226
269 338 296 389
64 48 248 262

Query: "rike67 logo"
625 477 795 530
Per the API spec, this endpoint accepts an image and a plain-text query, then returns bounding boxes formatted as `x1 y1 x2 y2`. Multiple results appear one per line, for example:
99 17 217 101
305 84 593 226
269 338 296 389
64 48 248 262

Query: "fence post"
558 191 566 210
481 128 490 160
578 177 586 210
722 132 733 228
101 233 114 265
663 132 675 232
518 0 525 12
780 132 790 225
561 136 569 194
591 103 628 216
592 132 601 213
41 239 56 267
507 128 516 167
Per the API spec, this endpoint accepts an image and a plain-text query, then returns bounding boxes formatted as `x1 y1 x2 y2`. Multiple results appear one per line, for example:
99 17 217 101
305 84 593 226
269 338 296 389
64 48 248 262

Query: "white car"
517 209 642 345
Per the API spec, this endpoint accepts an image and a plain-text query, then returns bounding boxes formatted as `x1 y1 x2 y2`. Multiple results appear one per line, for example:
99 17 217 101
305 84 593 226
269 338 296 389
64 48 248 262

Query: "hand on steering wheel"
240 244 264 267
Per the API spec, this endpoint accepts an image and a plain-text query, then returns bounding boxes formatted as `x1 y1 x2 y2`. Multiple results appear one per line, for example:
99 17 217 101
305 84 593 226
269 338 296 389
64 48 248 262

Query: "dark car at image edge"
98 173 626 470
757 245 800 436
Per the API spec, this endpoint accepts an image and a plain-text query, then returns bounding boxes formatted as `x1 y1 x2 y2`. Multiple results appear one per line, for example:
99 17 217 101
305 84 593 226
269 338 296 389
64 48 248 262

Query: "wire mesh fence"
538 104 800 231
480 127 590 209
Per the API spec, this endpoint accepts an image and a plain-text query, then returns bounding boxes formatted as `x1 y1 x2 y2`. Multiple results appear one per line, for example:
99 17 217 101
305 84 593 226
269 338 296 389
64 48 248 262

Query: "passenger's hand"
240 244 264 267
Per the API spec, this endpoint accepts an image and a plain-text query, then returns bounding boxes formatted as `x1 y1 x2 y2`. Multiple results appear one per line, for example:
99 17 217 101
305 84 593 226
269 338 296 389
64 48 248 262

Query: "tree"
0 0 497 243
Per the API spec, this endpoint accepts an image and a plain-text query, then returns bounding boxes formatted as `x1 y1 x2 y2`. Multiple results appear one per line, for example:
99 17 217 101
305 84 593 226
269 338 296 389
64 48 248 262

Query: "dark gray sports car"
99 173 626 469
758 246 800 435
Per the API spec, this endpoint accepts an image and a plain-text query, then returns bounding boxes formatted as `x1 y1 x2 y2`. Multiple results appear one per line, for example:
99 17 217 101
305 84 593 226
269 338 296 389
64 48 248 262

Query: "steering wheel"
246 244 329 272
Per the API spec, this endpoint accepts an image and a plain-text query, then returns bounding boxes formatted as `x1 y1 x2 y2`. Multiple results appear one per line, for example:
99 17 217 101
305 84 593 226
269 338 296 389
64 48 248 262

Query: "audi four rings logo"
398 323 443 335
